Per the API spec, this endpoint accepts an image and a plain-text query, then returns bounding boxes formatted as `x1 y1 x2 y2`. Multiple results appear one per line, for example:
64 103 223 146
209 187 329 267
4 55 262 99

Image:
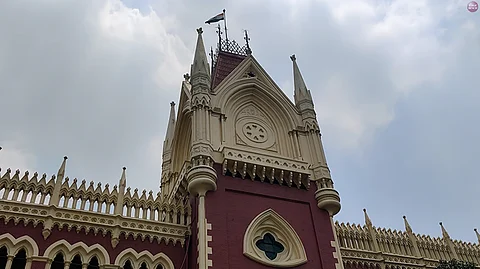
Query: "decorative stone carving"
235 104 277 151
243 209 307 267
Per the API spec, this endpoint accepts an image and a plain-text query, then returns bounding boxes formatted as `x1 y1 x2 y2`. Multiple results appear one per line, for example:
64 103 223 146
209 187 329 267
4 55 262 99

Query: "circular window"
242 123 268 143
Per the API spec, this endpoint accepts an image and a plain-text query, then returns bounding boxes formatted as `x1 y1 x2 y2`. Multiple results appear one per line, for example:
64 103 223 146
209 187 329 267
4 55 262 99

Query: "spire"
403 216 413 233
57 156 68 178
163 101 176 150
363 208 373 227
50 156 68 206
114 167 127 218
440 222 459 260
475 228 480 244
290 54 313 106
439 222 451 239
191 28 210 79
119 167 127 187
403 215 421 257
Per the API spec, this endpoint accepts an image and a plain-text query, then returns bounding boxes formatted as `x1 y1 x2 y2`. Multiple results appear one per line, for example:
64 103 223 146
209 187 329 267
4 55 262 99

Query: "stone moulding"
243 209 307 268
0 200 189 246
222 147 311 189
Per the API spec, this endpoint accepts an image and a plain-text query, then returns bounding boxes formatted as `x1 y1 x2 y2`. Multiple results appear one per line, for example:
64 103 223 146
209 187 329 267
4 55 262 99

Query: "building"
0 27 479 269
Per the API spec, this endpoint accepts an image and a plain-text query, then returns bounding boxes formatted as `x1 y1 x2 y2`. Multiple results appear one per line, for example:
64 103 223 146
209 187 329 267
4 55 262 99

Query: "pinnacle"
191 27 210 79
291 54 312 106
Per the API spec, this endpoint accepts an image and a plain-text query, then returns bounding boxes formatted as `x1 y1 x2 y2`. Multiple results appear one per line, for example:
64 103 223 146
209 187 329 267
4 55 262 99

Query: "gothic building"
0 27 479 269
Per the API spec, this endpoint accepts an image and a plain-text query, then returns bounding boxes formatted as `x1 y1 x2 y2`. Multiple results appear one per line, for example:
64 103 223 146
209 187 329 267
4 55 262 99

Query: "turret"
187 27 217 197
291 55 341 216
186 28 217 269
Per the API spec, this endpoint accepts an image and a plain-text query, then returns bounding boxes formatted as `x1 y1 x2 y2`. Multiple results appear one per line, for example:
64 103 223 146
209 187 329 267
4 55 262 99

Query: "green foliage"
437 259 476 269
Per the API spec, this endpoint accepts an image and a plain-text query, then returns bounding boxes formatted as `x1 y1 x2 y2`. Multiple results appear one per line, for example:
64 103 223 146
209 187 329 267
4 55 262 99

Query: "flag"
205 12 225 24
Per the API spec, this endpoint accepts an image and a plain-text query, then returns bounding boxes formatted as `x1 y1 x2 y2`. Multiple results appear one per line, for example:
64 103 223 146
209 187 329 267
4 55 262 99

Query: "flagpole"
223 9 228 42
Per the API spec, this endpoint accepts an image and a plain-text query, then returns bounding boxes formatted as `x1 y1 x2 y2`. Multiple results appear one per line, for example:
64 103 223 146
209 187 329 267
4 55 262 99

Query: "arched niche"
218 82 302 158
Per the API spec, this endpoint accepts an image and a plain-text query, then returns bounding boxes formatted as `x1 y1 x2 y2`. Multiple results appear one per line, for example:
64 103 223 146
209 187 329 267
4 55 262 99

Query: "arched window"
50 253 64 269
11 249 27 269
139 262 147 269
155 265 163 269
0 247 7 269
123 260 133 269
69 255 82 269
87 256 99 269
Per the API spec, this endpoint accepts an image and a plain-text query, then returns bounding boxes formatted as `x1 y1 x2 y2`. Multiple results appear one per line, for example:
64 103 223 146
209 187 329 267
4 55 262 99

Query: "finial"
403 215 413 233
244 30 252 55
363 208 373 227
170 101 175 107
196 27 203 34
123 167 126 170
216 24 223 51
439 222 443 226
64 156 68 160
290 54 296 61
183 73 190 82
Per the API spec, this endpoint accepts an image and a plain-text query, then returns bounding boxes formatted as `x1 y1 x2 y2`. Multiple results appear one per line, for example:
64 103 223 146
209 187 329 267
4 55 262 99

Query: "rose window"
243 123 267 143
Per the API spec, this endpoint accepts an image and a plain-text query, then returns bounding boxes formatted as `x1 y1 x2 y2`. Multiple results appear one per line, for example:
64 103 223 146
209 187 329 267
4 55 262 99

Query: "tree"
437 260 476 269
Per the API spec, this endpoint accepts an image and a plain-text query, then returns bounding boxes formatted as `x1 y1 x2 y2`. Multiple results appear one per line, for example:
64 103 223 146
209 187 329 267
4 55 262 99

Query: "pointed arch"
243 209 307 267
0 234 39 257
50 252 64 269
68 255 82 269
11 249 27 269
215 73 304 159
43 240 109 265
87 256 99 269
114 249 174 269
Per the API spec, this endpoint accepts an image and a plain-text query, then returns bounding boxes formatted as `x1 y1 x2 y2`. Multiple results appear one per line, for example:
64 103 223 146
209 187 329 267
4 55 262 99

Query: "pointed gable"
214 55 298 118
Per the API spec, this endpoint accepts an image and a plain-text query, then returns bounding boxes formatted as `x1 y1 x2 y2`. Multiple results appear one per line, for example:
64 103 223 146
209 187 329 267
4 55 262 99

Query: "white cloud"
0 141 36 173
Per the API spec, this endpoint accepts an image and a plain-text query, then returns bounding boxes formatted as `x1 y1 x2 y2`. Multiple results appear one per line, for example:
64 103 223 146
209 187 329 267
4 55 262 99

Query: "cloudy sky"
0 0 479 243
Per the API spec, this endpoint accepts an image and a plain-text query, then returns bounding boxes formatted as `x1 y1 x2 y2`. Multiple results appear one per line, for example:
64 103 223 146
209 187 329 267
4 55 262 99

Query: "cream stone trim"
0 233 39 256
43 239 110 265
206 220 212 268
114 248 175 269
330 217 344 269
243 209 307 268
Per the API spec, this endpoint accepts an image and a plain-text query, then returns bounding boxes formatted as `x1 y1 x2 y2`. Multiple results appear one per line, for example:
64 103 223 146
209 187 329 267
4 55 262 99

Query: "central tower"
161 26 342 269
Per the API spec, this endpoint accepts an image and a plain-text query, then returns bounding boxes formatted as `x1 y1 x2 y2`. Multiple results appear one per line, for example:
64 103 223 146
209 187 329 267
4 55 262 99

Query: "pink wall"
202 164 338 269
